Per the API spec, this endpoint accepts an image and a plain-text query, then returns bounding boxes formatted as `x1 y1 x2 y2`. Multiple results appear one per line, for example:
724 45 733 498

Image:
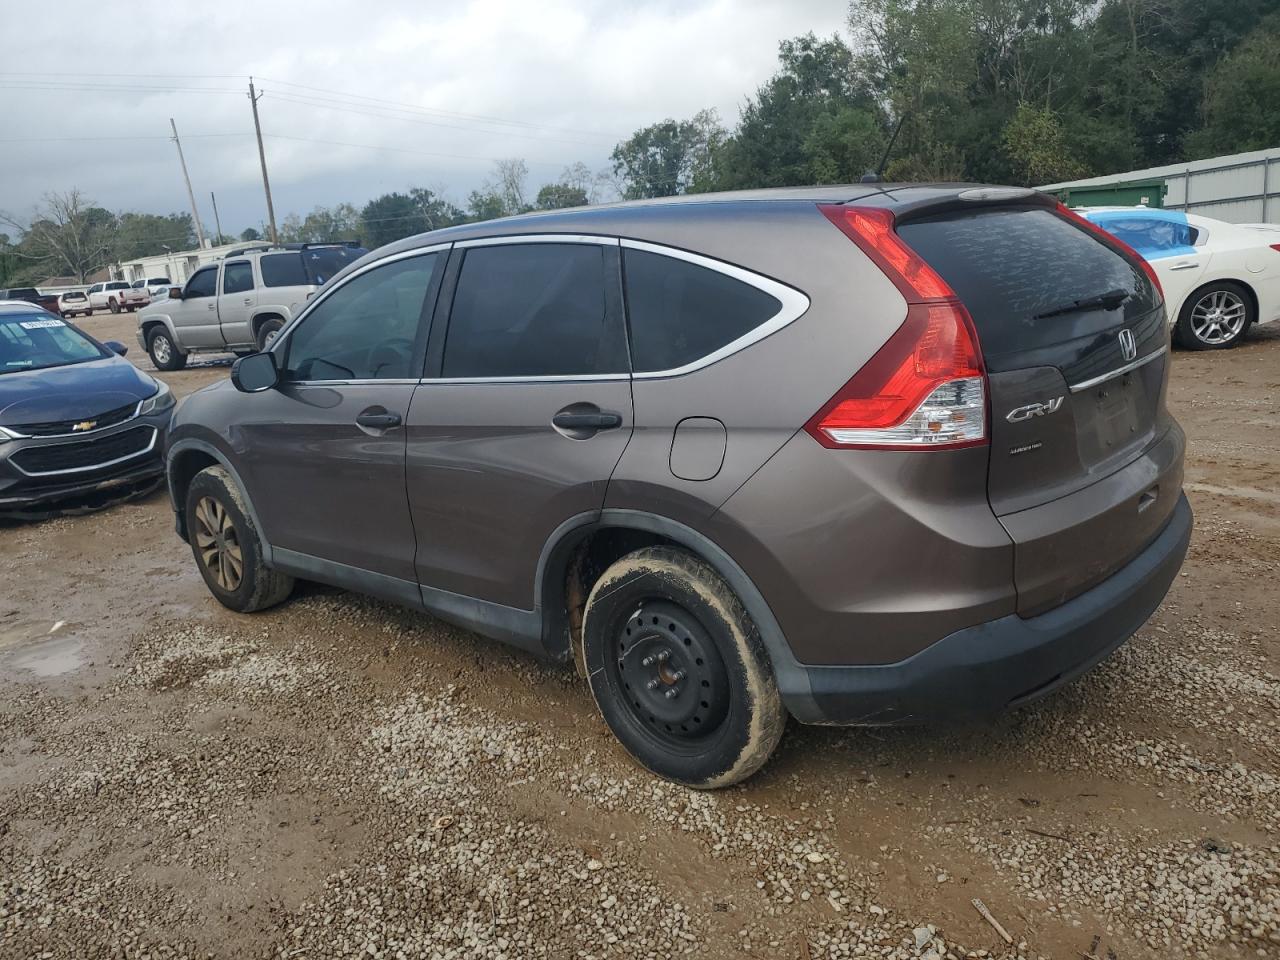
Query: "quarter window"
281 253 439 382
442 243 623 378
184 268 218 300
222 261 254 294
622 248 783 373
260 253 308 287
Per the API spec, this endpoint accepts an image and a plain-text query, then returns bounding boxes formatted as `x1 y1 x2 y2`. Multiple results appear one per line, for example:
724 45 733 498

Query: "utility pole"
169 118 207 249
248 78 279 244
210 191 223 245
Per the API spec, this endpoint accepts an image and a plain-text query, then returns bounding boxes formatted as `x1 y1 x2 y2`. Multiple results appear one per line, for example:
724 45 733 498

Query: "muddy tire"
1175 281 1254 350
147 327 187 371
185 465 293 613
582 546 786 789
108 298 120 314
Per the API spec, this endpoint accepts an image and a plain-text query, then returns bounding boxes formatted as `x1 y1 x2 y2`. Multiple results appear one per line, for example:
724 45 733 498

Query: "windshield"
0 313 106 374
302 246 366 285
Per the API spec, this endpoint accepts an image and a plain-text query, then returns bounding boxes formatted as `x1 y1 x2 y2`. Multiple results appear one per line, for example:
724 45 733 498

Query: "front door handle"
356 410 402 430
552 410 623 431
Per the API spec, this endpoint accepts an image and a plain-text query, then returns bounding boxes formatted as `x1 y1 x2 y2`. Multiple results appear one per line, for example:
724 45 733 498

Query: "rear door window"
260 253 307 287
222 261 254 294
896 207 1159 364
442 243 625 378
622 248 783 374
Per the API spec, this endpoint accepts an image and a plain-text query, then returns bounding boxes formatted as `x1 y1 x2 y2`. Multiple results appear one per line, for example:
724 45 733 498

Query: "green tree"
240 227 262 242
534 183 590 209
114 212 195 260
716 34 886 188
610 110 725 199
468 159 533 220
1185 14 1280 157
360 188 466 247
1003 103 1086 185
0 190 117 282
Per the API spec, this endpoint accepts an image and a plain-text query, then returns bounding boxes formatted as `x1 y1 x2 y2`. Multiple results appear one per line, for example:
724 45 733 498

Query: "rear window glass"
260 253 307 287
301 246 364 285
897 208 1158 363
623 249 782 373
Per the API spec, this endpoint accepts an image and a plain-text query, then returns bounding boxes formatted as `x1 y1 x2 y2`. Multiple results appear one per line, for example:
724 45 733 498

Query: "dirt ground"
1 311 1277 960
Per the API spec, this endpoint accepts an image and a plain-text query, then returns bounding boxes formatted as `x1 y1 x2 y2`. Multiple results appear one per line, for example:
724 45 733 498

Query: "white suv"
135 243 365 370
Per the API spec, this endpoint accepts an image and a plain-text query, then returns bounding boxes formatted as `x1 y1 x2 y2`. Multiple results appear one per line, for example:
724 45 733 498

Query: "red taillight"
1054 203 1164 305
1271 243 1280 254
809 204 987 450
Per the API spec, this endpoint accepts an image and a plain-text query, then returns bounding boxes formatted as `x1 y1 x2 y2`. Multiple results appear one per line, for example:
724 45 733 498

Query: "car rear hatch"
880 189 1181 616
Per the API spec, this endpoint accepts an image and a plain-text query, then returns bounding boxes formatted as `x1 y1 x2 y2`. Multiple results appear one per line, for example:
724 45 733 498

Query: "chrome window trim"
1068 345 1168 393
455 234 620 249
0 400 143 440
270 243 452 354
280 379 423 387
619 238 811 379
419 373 630 385
10 426 157 477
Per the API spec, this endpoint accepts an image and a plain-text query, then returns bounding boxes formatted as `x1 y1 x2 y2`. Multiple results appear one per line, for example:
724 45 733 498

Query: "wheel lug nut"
670 669 686 682
641 649 671 667
664 687 679 699
645 678 661 691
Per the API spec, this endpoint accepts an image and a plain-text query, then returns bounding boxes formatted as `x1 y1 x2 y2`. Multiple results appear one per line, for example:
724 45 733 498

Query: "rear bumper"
785 492 1192 725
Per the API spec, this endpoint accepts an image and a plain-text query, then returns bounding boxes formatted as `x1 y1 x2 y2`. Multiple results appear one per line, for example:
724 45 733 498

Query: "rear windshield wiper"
1034 288 1131 320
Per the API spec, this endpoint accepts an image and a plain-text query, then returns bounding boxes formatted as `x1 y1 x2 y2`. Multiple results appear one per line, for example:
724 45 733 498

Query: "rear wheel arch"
540 510 803 700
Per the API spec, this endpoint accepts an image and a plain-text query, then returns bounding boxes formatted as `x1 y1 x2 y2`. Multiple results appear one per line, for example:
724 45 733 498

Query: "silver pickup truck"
135 243 365 370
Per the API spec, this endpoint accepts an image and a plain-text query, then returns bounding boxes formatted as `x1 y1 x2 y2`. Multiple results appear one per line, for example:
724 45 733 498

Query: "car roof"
0 300 48 312
373 182 1014 257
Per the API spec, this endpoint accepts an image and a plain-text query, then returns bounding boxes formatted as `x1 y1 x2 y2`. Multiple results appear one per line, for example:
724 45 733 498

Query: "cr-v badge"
1006 396 1064 423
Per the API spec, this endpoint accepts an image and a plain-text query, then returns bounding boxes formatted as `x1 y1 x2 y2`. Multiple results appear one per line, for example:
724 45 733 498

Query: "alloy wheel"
1189 290 1246 345
194 495 243 591
152 335 172 365
610 599 731 746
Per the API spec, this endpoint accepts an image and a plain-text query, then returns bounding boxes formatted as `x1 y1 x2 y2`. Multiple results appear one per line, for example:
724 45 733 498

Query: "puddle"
0 619 87 676
9 635 88 676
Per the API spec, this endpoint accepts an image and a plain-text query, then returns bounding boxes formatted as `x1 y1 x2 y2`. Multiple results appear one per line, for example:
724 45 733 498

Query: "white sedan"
1081 208 1280 349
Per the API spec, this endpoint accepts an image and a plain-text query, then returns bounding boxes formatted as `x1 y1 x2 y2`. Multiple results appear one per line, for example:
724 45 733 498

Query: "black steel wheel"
583 546 786 788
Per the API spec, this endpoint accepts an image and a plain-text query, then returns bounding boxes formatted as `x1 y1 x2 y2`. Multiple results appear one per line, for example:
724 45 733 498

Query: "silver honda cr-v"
165 184 1192 787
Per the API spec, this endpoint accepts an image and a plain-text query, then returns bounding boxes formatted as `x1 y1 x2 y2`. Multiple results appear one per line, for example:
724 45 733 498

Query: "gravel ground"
1 315 1278 959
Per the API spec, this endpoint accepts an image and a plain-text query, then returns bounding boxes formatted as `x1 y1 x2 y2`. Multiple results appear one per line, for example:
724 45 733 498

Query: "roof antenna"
863 112 908 183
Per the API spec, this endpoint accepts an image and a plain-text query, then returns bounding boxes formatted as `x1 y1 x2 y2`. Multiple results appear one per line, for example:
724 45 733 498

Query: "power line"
255 75 621 139
261 90 615 148
0 133 253 143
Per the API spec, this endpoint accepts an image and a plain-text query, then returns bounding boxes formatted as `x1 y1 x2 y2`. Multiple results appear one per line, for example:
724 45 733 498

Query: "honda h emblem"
1118 328 1137 362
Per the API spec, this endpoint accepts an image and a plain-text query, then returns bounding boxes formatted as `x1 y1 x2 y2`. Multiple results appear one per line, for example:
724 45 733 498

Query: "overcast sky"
1 0 848 240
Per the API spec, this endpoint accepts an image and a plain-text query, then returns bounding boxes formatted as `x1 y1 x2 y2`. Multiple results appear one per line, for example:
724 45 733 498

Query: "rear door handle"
356 410 402 429
552 411 623 431
243 297 253 305
1169 261 1199 271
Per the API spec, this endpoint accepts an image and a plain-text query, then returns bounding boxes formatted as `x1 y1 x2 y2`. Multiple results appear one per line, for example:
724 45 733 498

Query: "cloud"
0 0 848 234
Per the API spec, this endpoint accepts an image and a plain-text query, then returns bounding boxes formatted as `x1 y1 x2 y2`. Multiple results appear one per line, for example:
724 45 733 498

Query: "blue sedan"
0 301 175 517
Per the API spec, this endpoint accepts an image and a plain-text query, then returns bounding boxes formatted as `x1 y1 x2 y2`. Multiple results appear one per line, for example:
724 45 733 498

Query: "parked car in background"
0 301 174 517
57 291 92 318
165 186 1190 787
86 280 149 315
135 242 366 370
1081 208 1280 350
132 276 174 298
0 287 62 314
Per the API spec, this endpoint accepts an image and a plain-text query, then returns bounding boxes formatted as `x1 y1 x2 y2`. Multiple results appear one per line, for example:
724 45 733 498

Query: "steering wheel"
368 337 415 378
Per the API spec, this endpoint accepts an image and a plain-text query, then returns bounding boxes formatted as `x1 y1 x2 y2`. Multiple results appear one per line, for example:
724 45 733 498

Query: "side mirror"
231 351 279 393
168 287 183 300
103 340 128 356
